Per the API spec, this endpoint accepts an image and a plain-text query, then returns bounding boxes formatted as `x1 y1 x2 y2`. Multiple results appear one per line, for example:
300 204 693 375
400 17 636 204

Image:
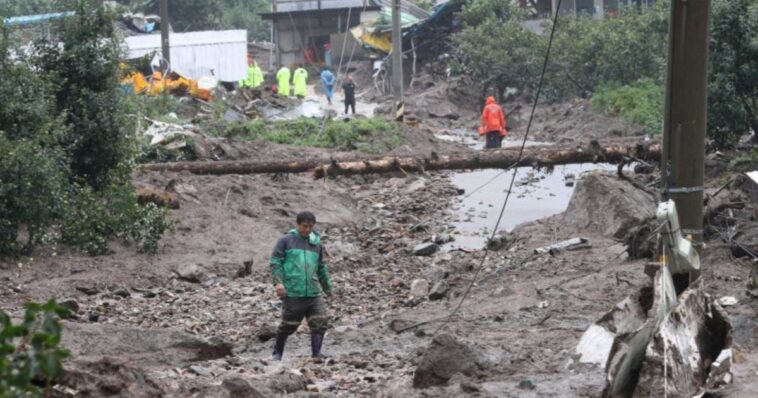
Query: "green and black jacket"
270 229 333 297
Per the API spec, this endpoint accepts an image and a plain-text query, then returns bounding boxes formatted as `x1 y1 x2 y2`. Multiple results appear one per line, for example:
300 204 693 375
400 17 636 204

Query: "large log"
138 142 660 178
313 142 660 178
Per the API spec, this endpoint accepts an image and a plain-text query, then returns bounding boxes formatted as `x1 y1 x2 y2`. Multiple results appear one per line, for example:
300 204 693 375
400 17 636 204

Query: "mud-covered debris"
413 334 485 388
533 237 588 255
136 187 180 209
413 242 439 256
410 279 430 298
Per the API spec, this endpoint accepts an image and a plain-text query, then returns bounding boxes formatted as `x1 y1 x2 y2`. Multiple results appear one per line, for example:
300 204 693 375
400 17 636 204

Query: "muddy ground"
1 79 757 397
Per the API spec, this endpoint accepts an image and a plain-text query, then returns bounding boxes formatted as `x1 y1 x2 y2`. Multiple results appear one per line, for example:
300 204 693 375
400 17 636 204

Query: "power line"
431 0 566 335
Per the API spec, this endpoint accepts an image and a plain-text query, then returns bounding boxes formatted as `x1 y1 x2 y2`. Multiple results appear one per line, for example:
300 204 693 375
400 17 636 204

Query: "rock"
410 279 430 298
256 324 278 342
518 380 536 390
561 173 655 239
88 311 100 323
222 377 266 398
189 365 211 377
267 370 307 393
76 286 99 296
718 296 738 307
421 265 447 283
237 260 253 278
59 299 80 316
112 288 131 298
413 242 439 256
174 264 206 283
413 334 485 388
428 280 449 301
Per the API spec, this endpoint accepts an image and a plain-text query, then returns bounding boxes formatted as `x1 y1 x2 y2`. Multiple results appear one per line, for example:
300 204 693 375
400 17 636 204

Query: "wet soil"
1 88 756 397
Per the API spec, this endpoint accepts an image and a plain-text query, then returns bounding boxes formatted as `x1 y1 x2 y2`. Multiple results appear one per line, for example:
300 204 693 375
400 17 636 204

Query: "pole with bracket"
661 0 710 290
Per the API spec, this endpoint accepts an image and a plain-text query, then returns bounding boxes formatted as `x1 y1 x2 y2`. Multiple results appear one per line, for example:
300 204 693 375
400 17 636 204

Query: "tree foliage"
453 0 758 147
0 0 171 256
114 0 271 41
453 0 539 97
0 300 69 397
708 0 758 147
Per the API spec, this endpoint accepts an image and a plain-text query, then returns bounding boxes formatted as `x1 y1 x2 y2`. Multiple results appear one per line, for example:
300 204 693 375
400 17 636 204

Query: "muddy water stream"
446 164 622 251
441 126 631 250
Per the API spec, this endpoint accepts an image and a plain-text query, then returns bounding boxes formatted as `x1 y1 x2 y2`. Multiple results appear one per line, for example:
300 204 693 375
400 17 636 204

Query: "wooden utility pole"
160 0 171 69
391 0 404 121
661 0 710 288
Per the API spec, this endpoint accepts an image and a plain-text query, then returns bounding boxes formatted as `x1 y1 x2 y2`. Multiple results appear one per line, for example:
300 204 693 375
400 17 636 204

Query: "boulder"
413 242 439 256
561 173 655 239
413 334 485 388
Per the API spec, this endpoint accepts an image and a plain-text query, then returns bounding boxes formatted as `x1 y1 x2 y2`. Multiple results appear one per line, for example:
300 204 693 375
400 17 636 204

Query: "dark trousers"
344 99 356 115
278 296 328 335
485 131 503 149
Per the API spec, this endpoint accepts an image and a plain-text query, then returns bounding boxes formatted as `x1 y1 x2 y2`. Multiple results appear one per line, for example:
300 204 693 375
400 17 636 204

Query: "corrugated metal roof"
272 0 375 12
123 30 248 82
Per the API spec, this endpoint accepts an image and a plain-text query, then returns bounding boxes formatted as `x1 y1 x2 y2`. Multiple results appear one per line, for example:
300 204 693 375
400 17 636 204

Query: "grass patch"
591 79 664 135
207 117 403 153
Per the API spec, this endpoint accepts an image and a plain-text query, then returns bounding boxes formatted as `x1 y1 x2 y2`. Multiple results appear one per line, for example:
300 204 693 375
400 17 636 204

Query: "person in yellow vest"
240 56 264 89
293 64 308 99
276 65 291 96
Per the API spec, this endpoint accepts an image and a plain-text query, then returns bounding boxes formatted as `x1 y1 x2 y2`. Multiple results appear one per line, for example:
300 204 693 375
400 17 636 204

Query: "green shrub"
591 79 664 135
210 117 399 152
0 300 70 397
0 1 171 257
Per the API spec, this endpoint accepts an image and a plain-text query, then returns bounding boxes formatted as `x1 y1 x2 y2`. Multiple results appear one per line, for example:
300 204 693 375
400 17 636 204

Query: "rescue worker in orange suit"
478 96 507 149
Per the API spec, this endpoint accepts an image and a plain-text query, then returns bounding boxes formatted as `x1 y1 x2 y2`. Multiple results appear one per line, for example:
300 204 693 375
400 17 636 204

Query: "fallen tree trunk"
313 142 660 178
138 142 660 178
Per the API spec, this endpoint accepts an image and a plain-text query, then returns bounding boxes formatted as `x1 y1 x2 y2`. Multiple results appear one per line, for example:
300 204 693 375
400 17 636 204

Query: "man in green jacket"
270 211 333 360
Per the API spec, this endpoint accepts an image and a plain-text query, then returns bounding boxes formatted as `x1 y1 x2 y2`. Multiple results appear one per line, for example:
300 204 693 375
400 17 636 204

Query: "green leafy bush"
0 1 171 257
591 79 664 135
0 300 70 397
210 117 400 152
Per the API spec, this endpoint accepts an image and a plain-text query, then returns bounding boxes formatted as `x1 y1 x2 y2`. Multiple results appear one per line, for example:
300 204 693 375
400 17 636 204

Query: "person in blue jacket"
320 67 336 105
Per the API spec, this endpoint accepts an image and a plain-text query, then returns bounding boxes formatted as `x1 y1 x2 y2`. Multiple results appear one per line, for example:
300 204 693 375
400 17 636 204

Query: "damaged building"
261 0 381 68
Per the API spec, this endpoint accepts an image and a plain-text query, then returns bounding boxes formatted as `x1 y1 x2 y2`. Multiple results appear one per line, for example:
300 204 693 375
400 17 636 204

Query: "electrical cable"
431 0 565 335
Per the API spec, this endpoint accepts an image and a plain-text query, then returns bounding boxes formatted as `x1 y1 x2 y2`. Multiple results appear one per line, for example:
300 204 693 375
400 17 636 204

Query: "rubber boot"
272 333 288 361
310 332 326 359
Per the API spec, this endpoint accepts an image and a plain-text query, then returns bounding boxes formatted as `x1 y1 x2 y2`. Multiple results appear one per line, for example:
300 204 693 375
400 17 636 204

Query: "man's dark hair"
296 211 316 224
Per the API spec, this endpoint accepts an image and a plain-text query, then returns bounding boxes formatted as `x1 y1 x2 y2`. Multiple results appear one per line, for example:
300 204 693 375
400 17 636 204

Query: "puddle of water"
265 85 378 121
445 163 625 251
434 128 549 150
